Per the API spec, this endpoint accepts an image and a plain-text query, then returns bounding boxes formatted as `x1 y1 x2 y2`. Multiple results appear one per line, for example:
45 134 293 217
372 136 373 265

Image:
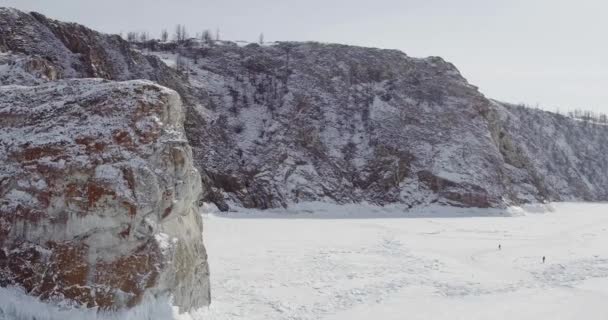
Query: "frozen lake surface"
196 203 608 320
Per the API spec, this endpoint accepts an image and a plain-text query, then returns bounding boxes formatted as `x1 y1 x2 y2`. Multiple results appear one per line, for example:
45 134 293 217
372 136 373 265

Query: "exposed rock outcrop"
1 9 210 313
0 7 190 99
162 42 608 210
1 6 607 215
0 79 209 312
488 102 608 202
2 9 608 317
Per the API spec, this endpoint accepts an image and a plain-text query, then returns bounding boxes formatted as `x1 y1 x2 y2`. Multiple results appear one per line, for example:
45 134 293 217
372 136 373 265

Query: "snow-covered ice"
199 202 608 320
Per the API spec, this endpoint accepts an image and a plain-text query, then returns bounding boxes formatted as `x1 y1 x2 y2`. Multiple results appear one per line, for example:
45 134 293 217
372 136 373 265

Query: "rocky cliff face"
0 7 190 98
0 79 209 312
489 102 608 202
0 7 209 316
174 42 504 209
1 7 607 315
1 7 607 215
158 42 608 210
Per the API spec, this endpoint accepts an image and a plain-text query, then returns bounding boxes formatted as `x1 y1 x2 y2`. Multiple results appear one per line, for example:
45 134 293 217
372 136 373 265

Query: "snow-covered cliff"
0 79 209 313
0 79 209 315
0 7 209 318
2 7 607 213
2 6 608 316
0 7 189 97
152 42 608 209
489 102 608 202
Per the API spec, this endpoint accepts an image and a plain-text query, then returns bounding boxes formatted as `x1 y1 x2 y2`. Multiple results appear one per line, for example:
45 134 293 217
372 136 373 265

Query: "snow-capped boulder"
0 79 209 312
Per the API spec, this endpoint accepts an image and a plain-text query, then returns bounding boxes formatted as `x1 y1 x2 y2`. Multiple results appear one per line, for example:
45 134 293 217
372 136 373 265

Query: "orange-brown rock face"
0 79 209 312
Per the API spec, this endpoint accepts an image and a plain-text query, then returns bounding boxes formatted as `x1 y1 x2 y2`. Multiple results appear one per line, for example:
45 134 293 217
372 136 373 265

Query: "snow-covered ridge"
1 6 607 214
0 7 190 99
146 39 608 210
1 5 608 319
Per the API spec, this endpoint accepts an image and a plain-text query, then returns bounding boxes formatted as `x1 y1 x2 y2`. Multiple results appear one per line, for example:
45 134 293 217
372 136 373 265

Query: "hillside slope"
0 7 190 97
490 102 608 202
1 7 607 212
152 42 608 209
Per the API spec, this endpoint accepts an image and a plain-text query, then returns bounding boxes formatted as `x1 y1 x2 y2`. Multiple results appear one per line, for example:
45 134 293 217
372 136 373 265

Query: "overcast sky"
3 0 607 113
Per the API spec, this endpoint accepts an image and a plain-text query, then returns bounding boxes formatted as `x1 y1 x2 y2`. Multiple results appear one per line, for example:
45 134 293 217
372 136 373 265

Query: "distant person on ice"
542 256 546 264
498 244 501 250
